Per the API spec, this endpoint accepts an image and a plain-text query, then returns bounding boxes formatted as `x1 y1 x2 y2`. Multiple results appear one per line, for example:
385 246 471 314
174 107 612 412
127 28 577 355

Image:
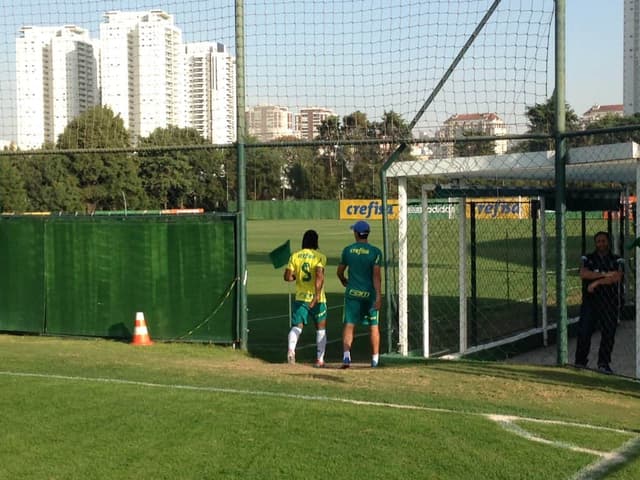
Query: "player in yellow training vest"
284 230 328 367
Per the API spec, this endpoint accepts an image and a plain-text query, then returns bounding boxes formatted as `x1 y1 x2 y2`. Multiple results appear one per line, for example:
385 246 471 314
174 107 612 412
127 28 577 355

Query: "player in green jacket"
337 220 382 368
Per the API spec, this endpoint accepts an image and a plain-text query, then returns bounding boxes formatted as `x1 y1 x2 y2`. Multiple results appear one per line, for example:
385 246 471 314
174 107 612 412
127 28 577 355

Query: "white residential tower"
16 25 99 149
184 42 236 144
625 0 640 114
100 10 185 140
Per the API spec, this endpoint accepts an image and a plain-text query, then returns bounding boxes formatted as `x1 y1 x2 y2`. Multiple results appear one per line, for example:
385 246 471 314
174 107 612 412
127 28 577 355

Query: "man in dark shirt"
574 231 623 374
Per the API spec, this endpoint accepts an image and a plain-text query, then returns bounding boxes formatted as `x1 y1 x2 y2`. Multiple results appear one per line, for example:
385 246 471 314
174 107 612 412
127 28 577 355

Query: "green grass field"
1 335 639 479
247 219 385 363
245 217 606 360
2 217 639 479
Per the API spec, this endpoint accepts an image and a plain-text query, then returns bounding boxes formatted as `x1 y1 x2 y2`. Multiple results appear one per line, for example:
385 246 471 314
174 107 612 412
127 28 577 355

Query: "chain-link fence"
384 133 639 378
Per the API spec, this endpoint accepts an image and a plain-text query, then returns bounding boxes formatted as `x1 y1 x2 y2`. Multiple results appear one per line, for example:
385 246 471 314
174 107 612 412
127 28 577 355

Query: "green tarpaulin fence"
0 214 237 343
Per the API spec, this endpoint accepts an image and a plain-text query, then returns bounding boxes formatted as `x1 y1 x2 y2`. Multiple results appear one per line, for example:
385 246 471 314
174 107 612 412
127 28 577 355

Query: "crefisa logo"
340 200 399 219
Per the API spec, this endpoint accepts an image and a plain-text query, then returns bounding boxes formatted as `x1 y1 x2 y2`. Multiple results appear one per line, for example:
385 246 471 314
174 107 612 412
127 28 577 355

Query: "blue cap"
351 220 370 234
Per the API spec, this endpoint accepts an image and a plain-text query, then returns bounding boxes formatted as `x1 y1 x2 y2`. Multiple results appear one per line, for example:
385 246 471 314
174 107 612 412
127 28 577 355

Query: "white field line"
487 414 630 457
571 434 640 480
1 370 638 479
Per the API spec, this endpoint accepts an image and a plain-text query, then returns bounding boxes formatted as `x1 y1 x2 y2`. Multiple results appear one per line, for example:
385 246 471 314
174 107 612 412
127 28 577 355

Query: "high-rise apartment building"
185 42 236 144
625 0 640 114
246 105 295 141
296 107 336 140
100 10 185 140
16 10 236 149
16 25 99 149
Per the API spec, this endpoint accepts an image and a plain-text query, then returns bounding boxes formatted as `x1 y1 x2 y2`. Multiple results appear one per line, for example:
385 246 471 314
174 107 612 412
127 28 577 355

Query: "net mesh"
0 1 638 377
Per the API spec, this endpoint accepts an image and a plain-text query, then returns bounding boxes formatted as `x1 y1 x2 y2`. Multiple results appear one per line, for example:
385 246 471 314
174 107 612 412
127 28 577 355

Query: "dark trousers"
574 301 618 367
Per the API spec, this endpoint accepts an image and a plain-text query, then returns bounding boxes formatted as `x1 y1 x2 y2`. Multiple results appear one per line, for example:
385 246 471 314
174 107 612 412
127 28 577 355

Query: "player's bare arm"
284 268 295 282
337 264 348 287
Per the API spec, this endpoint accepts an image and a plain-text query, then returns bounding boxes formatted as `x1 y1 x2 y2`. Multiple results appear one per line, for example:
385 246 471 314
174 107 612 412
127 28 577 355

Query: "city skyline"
14 10 236 150
0 1 625 144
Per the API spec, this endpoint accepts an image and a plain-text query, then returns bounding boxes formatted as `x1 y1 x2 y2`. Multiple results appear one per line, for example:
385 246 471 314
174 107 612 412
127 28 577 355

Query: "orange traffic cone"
131 312 153 346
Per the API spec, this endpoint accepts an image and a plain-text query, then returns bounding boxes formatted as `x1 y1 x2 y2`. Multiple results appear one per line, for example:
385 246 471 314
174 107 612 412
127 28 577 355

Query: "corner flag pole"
269 239 292 326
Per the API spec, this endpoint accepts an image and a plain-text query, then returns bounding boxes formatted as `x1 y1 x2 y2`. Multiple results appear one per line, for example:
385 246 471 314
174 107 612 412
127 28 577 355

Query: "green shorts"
342 297 378 326
291 301 327 327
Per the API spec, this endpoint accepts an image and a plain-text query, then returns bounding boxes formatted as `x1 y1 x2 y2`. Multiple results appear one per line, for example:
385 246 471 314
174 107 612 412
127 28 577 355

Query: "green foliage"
0 109 416 212
18 155 84 212
57 106 144 211
307 110 412 199
138 127 199 209
0 156 29 211
514 97 581 152
453 129 497 157
375 110 413 139
189 150 230 211
138 126 230 210
273 143 316 199
580 113 640 145
57 106 129 150
246 139 288 200
64 152 146 211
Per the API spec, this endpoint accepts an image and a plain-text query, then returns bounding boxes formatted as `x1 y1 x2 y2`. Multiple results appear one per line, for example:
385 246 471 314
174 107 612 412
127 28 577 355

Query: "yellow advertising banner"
466 197 530 219
340 199 399 220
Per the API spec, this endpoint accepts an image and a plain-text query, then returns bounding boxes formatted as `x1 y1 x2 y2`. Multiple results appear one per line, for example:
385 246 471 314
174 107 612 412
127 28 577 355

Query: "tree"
317 116 341 141
453 129 497 157
58 106 145 211
374 111 412 140
0 156 29 212
581 113 640 145
138 126 212 209
272 139 316 200
313 110 413 199
343 111 369 138
516 97 581 152
57 106 129 150
18 154 83 212
247 144 288 200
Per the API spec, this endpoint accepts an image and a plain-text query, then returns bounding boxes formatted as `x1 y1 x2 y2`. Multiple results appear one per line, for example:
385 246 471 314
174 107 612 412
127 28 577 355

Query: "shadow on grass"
248 292 569 363
379 355 640 403
248 292 396 365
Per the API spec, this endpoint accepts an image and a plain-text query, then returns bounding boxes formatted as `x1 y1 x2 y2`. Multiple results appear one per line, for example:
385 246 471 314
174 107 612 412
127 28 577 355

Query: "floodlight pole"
554 0 568 365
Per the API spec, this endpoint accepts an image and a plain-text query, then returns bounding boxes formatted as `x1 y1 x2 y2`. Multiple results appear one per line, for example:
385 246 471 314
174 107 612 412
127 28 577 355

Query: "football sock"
288 326 303 352
343 351 351 363
316 329 326 362
372 354 379 364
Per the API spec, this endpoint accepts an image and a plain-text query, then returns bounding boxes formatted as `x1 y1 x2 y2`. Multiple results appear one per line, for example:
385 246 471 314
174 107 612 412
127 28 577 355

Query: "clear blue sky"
0 1 626 141
566 0 623 115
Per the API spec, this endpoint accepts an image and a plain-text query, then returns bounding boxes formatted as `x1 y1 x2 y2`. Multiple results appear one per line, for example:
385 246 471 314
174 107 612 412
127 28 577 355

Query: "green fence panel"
44 215 236 342
0 217 45 332
244 200 339 219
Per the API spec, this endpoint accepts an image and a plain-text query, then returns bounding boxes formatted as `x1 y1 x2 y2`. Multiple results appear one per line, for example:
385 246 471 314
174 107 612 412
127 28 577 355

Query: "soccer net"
3 1 637 376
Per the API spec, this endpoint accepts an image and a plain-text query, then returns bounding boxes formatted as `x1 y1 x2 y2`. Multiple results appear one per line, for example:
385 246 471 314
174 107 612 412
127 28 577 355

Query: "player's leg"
341 298 357 368
368 307 380 367
596 304 617 373
287 301 309 364
313 303 327 367
341 323 355 368
574 302 593 367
